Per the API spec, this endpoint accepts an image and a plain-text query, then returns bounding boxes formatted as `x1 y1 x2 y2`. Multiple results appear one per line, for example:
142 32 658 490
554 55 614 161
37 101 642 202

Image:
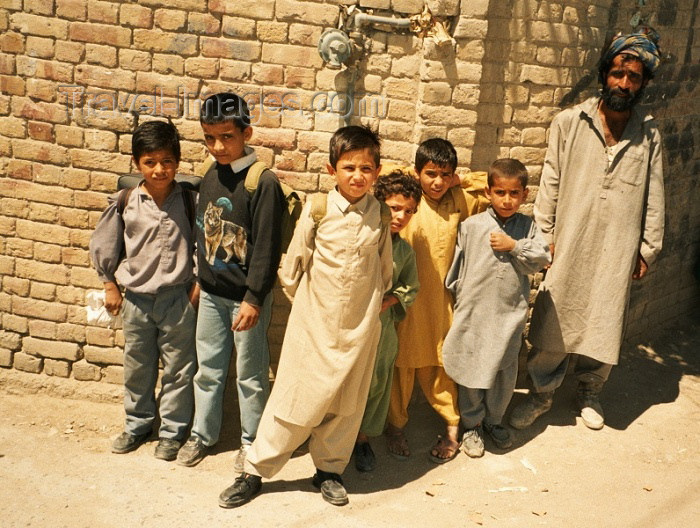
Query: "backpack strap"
309 193 327 231
378 201 391 231
179 183 196 231
244 161 269 194
116 187 134 219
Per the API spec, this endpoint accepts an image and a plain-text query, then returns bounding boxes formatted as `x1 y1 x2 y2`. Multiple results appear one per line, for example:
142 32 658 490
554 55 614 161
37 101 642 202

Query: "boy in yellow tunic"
387 138 489 463
218 126 392 508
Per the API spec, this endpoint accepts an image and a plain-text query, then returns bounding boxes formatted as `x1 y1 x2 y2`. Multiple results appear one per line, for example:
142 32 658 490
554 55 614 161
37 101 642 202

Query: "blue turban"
598 27 661 83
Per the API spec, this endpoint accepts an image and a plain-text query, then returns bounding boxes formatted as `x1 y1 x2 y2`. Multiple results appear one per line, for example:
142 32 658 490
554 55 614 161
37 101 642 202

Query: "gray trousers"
458 361 518 430
527 346 613 393
122 284 197 439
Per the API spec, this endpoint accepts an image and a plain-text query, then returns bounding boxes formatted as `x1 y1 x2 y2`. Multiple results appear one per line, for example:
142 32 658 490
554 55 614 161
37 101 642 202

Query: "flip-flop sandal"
385 429 410 461
428 435 460 464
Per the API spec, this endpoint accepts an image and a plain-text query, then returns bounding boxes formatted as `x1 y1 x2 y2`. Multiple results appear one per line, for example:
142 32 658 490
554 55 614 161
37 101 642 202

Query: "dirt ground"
1 317 699 528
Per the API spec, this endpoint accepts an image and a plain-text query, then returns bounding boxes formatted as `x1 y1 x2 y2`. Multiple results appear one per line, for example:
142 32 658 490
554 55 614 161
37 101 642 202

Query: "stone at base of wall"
0 368 122 404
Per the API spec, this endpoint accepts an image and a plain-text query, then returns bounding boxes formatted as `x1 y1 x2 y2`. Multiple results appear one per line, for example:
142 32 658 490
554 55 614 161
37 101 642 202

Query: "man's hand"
188 282 200 309
490 232 516 252
103 282 123 316
545 243 555 269
231 301 260 332
381 294 399 313
632 253 648 280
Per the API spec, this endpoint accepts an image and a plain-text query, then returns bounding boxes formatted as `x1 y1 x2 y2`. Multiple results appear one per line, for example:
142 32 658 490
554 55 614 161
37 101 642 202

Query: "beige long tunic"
396 173 489 368
529 97 665 365
269 189 393 426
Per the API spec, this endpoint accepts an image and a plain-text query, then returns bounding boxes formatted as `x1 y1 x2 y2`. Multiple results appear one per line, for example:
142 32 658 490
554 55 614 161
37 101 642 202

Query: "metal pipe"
353 12 412 30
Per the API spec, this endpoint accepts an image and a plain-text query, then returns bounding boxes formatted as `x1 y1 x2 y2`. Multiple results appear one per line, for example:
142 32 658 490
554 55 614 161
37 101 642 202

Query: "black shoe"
176 436 208 467
111 431 150 454
312 470 349 506
154 438 181 461
354 442 376 472
218 473 262 509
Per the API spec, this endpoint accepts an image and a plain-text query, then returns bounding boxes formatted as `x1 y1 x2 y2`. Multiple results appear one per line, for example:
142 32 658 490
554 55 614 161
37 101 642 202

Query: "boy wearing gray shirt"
90 121 198 461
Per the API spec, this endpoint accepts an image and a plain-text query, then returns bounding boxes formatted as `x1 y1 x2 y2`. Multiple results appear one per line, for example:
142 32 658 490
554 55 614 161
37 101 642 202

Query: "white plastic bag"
86 290 121 328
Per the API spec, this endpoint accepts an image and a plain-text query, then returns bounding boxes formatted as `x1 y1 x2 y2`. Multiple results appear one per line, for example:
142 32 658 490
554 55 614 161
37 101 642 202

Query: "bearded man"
510 29 665 431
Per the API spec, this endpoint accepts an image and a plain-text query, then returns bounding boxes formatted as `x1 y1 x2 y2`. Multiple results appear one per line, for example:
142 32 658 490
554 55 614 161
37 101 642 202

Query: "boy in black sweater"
177 92 285 470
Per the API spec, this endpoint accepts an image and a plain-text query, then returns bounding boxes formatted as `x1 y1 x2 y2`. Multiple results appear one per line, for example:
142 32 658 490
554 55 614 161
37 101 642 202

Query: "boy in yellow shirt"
387 138 489 463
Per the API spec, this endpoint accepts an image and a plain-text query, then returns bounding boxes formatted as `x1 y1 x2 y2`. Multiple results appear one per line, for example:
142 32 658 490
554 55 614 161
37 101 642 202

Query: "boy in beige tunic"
218 126 392 508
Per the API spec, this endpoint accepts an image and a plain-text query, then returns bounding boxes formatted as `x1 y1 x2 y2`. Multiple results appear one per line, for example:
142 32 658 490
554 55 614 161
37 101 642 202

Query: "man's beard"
601 84 645 112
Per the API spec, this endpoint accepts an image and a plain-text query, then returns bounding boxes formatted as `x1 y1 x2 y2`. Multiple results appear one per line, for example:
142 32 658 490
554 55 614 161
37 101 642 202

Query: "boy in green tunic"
353 171 422 472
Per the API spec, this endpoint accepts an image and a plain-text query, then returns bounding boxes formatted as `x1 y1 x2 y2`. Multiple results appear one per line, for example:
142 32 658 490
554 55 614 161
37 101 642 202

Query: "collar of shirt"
134 180 183 203
228 146 257 173
487 205 517 227
329 187 371 214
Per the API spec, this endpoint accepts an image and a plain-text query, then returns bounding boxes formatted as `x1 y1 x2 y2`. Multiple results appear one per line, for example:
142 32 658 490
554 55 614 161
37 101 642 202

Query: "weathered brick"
188 12 220 34
28 319 57 339
453 16 488 39
0 74 24 95
262 43 323 68
184 57 218 79
519 64 569 86
73 64 135 91
15 258 67 285
249 127 296 150
288 23 322 47
33 242 63 264
24 336 81 361
54 125 84 147
27 121 54 142
55 40 85 62
16 56 73 82
86 327 114 346
3 314 28 334
120 3 152 28
201 37 261 60
11 13 69 39
85 43 117 67
0 54 15 75
15 217 71 245
69 21 130 47
275 0 337 25
56 0 87 21
84 344 123 365
12 97 70 124
297 131 332 154
0 116 26 138
529 21 578 45
153 8 187 31
133 71 199 98
0 215 15 236
101 365 123 384
70 149 131 172
3 276 29 296
72 359 101 381
70 229 92 249
152 53 184 75
210 0 274 18
26 79 58 103
25 0 54 15
117 48 150 71
13 296 67 322
62 247 90 267
29 202 59 223
87 0 119 24
0 330 22 350
11 138 69 165
32 163 62 185
70 266 104 289
44 359 71 378
257 21 288 43
5 238 32 258
83 129 117 151
133 29 198 56
25 36 54 59
521 127 547 146
0 348 12 368
56 321 86 342
0 32 24 54
251 63 283 85
219 60 251 82
13 352 43 373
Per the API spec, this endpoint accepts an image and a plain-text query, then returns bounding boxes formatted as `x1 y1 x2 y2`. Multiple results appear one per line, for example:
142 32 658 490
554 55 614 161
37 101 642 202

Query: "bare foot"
429 425 460 464
385 424 410 460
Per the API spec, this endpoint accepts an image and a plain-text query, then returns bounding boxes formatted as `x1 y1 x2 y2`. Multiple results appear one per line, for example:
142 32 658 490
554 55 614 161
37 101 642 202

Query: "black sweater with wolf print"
196 162 284 306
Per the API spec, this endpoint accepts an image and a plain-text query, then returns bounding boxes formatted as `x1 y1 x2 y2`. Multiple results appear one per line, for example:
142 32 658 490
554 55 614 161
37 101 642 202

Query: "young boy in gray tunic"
90 121 198 461
442 159 550 457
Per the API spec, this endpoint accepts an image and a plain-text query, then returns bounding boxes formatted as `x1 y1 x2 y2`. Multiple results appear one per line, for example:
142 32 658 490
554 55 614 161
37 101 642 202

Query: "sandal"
385 427 410 461
428 435 460 464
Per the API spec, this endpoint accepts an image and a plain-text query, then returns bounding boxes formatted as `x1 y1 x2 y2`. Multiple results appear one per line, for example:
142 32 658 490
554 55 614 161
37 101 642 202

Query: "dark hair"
131 120 181 163
488 158 528 188
374 170 422 206
598 52 653 85
200 92 251 130
415 138 458 173
329 125 381 169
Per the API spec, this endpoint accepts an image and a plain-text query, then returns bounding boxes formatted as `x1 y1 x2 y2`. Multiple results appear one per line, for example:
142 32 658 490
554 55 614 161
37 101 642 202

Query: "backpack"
115 177 197 231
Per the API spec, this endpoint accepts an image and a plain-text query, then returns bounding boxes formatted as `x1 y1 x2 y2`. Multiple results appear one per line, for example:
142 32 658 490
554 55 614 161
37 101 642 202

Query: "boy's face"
416 161 455 202
134 149 178 194
485 174 528 221
384 193 418 234
201 121 252 165
327 148 380 204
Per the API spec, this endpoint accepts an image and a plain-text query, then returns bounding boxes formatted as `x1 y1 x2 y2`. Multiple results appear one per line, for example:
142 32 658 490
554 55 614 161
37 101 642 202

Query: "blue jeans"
122 284 197 440
191 289 272 446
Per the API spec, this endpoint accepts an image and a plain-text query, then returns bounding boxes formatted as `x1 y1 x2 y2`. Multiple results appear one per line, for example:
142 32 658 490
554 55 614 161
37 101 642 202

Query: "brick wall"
0 0 698 389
